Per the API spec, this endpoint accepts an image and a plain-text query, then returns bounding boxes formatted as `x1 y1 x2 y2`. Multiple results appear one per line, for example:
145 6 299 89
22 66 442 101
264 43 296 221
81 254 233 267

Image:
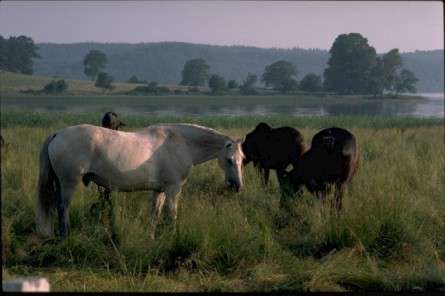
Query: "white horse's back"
48 124 190 191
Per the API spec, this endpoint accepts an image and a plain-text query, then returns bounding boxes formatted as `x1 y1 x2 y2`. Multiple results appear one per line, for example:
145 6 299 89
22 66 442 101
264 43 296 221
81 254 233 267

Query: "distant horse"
242 122 305 185
36 123 245 238
277 127 359 210
102 111 125 130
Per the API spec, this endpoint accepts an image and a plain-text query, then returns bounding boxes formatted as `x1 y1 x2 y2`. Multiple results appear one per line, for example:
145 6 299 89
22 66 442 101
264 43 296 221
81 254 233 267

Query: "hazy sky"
0 1 443 53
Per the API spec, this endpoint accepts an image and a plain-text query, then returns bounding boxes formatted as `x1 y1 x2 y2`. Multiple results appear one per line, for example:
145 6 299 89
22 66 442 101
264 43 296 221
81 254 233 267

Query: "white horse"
36 123 245 238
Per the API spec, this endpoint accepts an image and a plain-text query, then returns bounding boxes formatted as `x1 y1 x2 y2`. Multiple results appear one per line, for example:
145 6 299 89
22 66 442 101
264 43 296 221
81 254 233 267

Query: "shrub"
95 72 114 93
157 86 171 94
188 86 200 93
43 80 68 94
127 75 146 84
227 80 238 89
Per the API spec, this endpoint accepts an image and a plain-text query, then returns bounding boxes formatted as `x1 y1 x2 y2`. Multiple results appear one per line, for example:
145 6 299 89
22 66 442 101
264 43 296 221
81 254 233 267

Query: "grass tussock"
1 114 444 291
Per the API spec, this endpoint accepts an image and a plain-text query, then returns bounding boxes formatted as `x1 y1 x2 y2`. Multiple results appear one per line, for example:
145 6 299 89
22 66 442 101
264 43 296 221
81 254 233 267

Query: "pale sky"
0 1 443 53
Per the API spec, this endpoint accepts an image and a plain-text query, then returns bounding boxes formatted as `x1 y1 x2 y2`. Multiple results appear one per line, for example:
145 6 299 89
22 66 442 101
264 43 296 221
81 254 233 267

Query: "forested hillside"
33 42 444 92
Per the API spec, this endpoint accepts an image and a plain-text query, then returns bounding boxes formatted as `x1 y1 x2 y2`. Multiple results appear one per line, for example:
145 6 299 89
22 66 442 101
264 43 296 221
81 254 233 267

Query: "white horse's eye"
227 158 233 165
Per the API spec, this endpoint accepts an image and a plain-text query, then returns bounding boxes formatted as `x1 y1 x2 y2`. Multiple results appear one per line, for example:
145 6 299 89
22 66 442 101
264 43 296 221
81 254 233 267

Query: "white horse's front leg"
149 191 166 240
165 184 182 233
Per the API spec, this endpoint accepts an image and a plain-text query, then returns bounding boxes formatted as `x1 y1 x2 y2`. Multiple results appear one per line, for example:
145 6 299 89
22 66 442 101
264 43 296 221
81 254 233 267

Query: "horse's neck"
177 125 229 165
145 124 230 166
186 132 229 165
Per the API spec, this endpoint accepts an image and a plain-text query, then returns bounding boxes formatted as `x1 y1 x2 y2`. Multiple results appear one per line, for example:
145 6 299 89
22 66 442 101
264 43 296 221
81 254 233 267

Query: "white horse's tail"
36 133 58 237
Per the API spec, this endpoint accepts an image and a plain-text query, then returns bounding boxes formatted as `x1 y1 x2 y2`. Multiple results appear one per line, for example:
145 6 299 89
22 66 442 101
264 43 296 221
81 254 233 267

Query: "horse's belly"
91 161 162 192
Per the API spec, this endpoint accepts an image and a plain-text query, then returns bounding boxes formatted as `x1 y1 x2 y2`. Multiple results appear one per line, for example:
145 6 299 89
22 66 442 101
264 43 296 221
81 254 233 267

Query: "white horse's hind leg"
57 181 77 237
165 184 182 233
149 191 166 239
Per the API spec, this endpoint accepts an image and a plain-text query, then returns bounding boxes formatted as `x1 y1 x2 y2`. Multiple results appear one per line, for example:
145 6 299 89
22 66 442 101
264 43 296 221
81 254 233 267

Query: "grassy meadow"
1 112 444 292
0 71 211 95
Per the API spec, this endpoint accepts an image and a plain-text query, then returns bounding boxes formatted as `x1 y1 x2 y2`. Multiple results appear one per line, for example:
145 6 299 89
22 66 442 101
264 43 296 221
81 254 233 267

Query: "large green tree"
95 72 114 93
300 73 322 92
180 58 210 86
323 33 377 94
0 36 7 71
394 69 418 95
367 57 385 96
227 80 238 89
382 48 402 92
83 50 107 80
0 35 40 74
239 73 258 94
369 48 418 96
262 60 297 93
208 74 226 94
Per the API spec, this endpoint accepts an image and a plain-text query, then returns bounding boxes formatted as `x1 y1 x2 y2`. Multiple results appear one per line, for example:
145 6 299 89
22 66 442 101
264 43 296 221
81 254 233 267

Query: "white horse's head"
218 139 245 192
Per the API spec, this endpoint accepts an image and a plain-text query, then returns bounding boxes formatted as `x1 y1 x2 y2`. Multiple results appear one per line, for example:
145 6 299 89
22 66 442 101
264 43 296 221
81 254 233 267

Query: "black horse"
277 127 359 210
101 111 125 130
242 122 305 186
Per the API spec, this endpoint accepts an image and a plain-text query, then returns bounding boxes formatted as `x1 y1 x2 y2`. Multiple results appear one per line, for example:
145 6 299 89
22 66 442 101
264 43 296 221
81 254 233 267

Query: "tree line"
177 33 417 96
1 33 418 96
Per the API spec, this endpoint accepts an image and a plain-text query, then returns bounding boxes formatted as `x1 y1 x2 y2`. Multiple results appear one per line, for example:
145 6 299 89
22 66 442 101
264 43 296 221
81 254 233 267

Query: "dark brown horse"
242 122 305 185
277 127 359 210
101 111 125 130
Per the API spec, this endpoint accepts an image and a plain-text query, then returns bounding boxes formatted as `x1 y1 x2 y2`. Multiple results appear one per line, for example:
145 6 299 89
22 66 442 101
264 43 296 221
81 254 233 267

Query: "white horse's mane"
144 123 232 142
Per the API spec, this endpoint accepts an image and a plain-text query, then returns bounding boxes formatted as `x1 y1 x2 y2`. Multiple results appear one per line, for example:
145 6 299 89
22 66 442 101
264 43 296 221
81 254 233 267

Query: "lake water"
1 93 443 118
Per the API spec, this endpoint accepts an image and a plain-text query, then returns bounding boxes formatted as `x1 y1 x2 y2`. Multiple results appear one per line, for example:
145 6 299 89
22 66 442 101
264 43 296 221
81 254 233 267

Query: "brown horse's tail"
36 133 59 237
342 144 359 184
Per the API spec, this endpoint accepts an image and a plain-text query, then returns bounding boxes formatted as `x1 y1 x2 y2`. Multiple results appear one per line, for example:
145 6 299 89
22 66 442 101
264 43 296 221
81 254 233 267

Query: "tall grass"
1 115 444 291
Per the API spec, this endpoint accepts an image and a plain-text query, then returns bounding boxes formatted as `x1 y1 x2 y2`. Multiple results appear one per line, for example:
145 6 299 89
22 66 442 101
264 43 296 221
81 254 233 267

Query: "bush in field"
188 86 201 93
146 81 158 93
239 73 258 95
156 86 171 94
227 80 238 89
95 72 114 93
43 79 68 94
128 81 172 95
127 75 146 84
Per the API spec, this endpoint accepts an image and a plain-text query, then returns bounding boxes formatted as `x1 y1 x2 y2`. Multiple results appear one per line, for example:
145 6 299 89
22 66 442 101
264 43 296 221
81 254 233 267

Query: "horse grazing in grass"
242 122 305 186
102 111 125 130
277 127 359 210
36 123 245 238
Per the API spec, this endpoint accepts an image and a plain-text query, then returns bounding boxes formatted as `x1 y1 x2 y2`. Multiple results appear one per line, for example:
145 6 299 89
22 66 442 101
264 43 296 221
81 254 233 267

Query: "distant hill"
33 42 444 92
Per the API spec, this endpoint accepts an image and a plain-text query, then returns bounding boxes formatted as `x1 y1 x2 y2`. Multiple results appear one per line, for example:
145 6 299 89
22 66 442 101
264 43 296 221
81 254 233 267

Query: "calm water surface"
1 93 443 118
